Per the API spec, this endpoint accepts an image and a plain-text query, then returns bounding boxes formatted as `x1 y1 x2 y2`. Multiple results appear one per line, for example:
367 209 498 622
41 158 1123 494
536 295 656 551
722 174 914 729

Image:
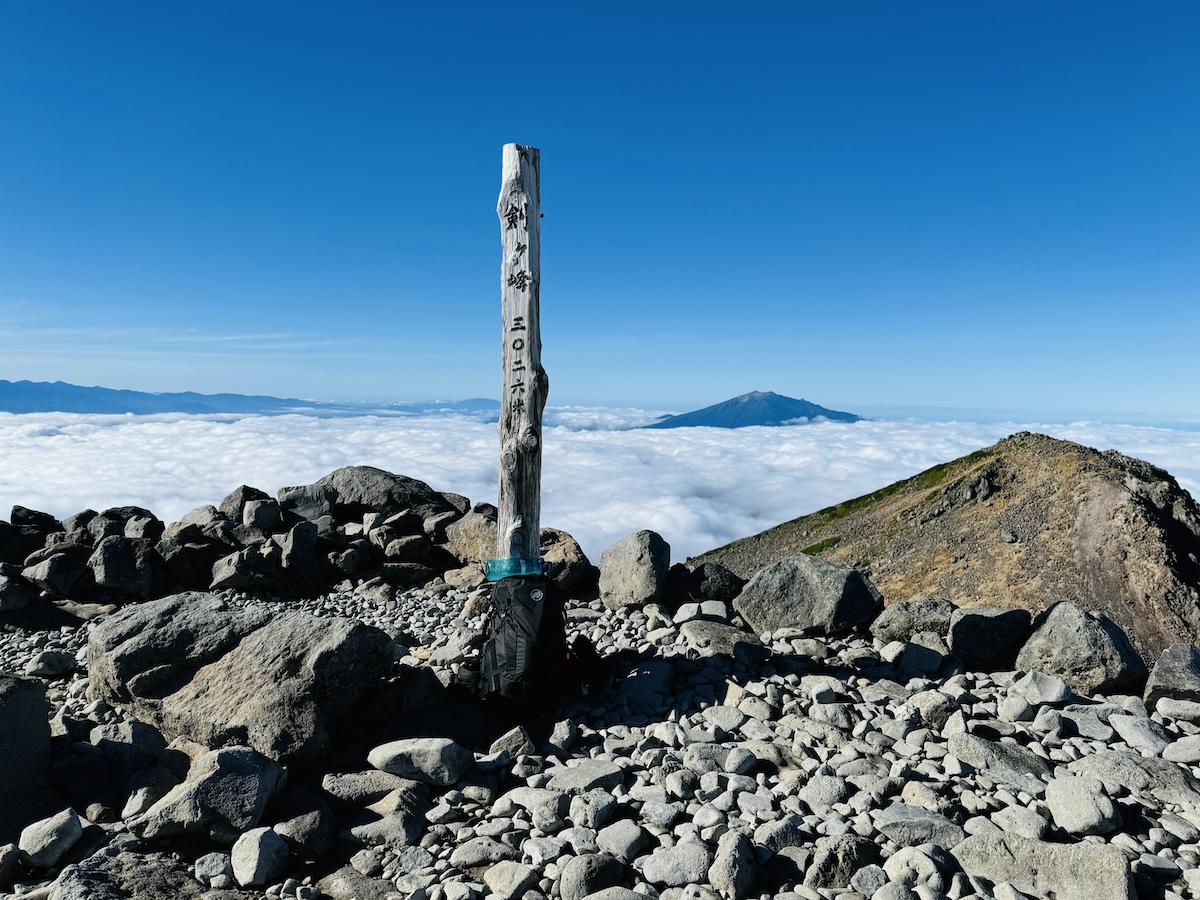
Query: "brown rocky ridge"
693 431 1200 661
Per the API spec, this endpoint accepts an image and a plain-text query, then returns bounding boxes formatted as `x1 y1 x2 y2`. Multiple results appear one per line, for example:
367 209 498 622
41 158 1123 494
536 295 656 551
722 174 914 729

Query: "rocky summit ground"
694 431 1200 662
3 444 1200 900
3 569 1200 900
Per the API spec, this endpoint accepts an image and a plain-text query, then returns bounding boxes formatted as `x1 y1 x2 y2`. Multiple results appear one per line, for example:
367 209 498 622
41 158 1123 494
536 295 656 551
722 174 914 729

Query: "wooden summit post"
490 143 546 578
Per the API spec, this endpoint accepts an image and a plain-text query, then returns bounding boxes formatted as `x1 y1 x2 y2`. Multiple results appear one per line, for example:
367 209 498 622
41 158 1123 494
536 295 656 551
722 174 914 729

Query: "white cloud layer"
3 411 1199 566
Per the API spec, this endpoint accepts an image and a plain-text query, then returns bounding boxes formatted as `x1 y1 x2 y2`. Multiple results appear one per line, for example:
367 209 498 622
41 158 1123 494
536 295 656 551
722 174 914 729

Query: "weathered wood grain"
496 143 547 563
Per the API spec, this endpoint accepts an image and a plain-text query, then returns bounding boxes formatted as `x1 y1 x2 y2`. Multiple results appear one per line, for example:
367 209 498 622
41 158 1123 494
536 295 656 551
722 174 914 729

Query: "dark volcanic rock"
87 593 395 764
280 466 457 526
0 564 37 612
0 676 56 845
0 521 46 566
1145 643 1200 707
947 606 1031 670
48 845 259 899
1016 601 1148 696
83 536 157 601
733 555 882 636
127 744 286 844
871 597 957 644
599 531 671 611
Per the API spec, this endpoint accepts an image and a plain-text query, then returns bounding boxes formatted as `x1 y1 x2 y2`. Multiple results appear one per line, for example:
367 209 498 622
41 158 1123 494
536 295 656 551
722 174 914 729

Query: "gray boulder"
243 498 285 532
219 485 271 523
1045 773 1121 836
946 606 1031 670
271 788 336 861
10 506 60 539
708 828 756 900
47 847 225 900
483 860 540 900
1 520 45 566
321 771 425 810
209 546 289 593
0 844 19 889
952 832 1134 900
442 506 497 567
367 737 474 786
679 620 765 661
599 530 670 610
87 593 394 763
280 466 457 526
874 803 966 848
0 676 56 845
871 597 956 644
1145 643 1200 707
128 744 286 843
231 826 289 887
19 807 83 869
276 483 338 523
278 520 321 590
560 852 625 900
947 732 1053 796
1068 749 1200 809
341 784 429 848
84 536 156 601
1015 601 1148 696
639 840 712 887
803 834 878 889
541 527 596 594
25 650 76 679
22 552 86 598
733 555 883 636
0 564 36 612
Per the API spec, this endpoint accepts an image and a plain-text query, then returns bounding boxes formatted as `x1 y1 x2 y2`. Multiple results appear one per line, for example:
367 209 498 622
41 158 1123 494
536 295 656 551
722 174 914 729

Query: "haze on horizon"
1 3 1197 421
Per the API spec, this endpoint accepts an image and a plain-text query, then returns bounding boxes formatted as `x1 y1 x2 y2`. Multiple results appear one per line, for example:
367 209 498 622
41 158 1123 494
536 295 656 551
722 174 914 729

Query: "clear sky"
2 2 1197 420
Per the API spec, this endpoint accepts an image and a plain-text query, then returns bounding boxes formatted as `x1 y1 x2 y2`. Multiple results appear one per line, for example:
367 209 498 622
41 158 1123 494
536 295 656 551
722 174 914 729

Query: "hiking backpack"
478 575 568 708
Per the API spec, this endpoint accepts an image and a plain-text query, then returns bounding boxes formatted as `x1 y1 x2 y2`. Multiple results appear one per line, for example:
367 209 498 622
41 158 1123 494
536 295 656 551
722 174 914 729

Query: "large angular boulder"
0 564 37 612
46 848 227 900
1144 643 1200 707
22 552 87 598
1068 749 1200 809
83 535 156 601
278 466 457 527
947 732 1053 796
952 832 1134 900
871 597 957 644
19 808 83 869
1015 601 1148 696
946 606 1031 670
127 745 286 844
209 546 289 594
442 506 498 568
87 593 395 763
10 506 61 541
599 531 670 611
1 520 46 566
219 485 272 524
540 527 596 595
733 555 882 636
0 676 56 845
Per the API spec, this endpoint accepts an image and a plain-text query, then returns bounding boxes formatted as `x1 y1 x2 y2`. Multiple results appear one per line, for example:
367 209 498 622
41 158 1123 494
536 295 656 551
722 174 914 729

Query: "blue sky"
2 2 1197 420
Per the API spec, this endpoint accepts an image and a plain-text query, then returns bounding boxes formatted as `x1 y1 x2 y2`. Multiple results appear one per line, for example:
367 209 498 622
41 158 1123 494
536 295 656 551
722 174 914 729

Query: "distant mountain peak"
644 391 860 429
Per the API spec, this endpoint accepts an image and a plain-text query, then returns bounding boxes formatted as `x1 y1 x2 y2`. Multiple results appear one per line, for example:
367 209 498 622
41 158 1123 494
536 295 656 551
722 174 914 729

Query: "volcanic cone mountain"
644 390 860 428
695 431 1200 660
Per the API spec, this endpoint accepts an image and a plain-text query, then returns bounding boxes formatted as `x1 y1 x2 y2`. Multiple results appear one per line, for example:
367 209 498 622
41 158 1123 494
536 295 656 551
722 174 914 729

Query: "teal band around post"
485 557 545 581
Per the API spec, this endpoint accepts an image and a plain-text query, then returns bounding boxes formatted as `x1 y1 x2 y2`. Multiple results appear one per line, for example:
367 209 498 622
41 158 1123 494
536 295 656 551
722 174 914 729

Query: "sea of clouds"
3 409 1199 565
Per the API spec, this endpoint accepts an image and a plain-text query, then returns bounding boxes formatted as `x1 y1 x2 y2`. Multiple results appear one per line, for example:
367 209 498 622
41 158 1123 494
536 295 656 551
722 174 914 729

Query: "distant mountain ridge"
645 391 860 429
0 380 500 418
